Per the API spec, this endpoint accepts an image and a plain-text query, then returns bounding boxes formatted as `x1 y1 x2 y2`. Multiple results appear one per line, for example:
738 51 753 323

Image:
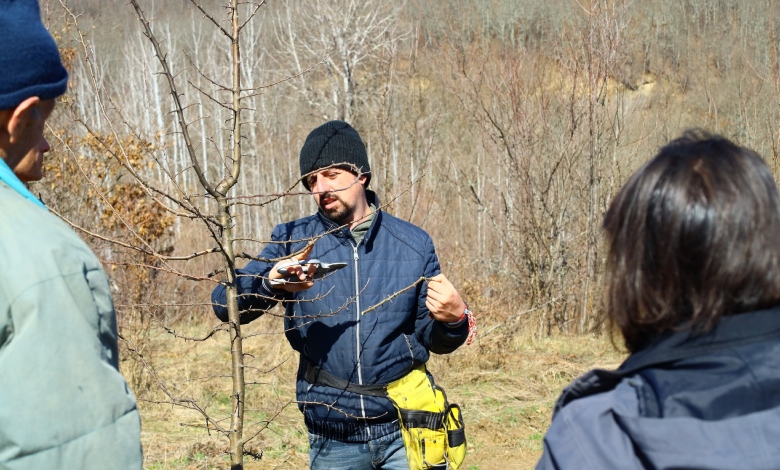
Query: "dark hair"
603 129 780 352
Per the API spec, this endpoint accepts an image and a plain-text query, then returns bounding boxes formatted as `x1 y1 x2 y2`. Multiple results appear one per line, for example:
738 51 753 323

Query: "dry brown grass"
130 312 626 470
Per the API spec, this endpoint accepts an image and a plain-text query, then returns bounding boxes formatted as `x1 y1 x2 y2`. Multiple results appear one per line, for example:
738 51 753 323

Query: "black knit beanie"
299 120 371 190
0 0 69 110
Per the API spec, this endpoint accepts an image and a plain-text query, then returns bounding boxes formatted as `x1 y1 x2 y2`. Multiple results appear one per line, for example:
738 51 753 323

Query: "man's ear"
6 96 41 143
358 174 368 186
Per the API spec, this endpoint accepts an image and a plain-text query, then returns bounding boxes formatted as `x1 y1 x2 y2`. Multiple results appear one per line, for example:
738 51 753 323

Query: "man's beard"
319 193 355 225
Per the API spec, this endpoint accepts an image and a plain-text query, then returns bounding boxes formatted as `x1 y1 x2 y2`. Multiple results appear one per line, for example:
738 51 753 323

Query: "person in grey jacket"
536 130 780 470
212 120 474 469
0 1 143 468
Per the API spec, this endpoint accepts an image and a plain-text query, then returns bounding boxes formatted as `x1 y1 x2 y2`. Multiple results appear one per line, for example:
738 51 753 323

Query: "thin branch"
53 207 221 261
242 59 325 92
104 260 222 283
130 0 218 197
119 333 228 435
361 277 426 315
238 1 265 32
189 0 233 39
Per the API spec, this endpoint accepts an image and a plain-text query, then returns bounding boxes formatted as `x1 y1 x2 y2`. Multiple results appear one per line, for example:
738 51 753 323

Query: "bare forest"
37 0 780 468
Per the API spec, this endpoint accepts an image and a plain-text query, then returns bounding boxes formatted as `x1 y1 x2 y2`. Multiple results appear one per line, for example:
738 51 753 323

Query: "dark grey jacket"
537 307 780 470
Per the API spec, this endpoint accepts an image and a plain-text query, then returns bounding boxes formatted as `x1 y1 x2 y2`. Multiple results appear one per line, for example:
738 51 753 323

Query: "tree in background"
436 0 644 335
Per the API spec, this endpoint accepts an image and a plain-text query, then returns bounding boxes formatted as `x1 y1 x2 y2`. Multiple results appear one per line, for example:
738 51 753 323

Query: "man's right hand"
268 244 316 293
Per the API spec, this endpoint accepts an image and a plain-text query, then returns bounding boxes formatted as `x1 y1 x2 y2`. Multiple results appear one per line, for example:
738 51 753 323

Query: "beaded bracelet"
462 305 477 346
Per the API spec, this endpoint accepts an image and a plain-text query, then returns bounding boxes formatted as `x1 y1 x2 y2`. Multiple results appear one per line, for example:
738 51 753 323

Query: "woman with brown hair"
536 130 780 469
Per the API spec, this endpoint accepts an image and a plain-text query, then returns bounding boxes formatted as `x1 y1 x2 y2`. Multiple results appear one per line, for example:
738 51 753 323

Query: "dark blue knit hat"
299 120 371 190
0 0 69 110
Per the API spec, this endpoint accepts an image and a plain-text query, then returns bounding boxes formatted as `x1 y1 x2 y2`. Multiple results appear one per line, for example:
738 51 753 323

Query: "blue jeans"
308 429 408 470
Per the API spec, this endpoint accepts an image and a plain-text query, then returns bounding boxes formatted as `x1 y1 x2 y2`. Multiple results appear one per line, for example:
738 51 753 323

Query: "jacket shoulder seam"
378 214 430 258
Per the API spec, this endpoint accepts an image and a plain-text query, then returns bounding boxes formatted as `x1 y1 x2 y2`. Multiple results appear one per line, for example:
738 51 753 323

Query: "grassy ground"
130 313 626 470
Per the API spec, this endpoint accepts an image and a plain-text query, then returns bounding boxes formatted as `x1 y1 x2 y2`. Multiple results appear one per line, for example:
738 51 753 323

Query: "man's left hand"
425 274 466 323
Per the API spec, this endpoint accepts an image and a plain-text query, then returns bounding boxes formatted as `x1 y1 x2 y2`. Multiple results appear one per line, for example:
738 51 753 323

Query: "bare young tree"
52 1 278 467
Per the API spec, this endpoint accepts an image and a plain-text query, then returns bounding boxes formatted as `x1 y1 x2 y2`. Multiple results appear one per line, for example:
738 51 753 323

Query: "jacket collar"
620 305 780 373
0 157 47 210
554 306 780 413
316 190 382 243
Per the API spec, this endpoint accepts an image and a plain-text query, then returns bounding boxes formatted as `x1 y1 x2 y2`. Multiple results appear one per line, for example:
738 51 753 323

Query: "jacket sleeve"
0 256 143 469
211 225 292 324
414 235 469 354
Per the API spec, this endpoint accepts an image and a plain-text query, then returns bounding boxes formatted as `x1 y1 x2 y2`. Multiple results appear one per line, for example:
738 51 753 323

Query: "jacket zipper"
403 334 415 363
352 242 368 428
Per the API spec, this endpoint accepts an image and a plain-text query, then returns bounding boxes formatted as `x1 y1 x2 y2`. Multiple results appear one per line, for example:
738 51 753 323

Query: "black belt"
303 360 457 434
304 361 388 397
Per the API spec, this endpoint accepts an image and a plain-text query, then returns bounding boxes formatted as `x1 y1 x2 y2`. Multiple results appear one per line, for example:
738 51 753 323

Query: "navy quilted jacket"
211 191 468 441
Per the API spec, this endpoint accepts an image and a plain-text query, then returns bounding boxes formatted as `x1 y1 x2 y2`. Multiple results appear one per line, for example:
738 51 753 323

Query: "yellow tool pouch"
385 365 467 470
304 361 467 469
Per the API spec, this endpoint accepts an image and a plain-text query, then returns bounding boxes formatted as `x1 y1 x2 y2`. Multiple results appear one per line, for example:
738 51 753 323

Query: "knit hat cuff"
0 0 70 110
0 78 69 110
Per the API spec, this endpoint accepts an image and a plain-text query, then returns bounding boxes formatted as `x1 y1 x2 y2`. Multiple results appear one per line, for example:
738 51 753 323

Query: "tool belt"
305 361 467 470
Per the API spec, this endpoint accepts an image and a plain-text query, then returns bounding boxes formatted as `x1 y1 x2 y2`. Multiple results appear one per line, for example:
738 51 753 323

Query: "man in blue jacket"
212 120 472 469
